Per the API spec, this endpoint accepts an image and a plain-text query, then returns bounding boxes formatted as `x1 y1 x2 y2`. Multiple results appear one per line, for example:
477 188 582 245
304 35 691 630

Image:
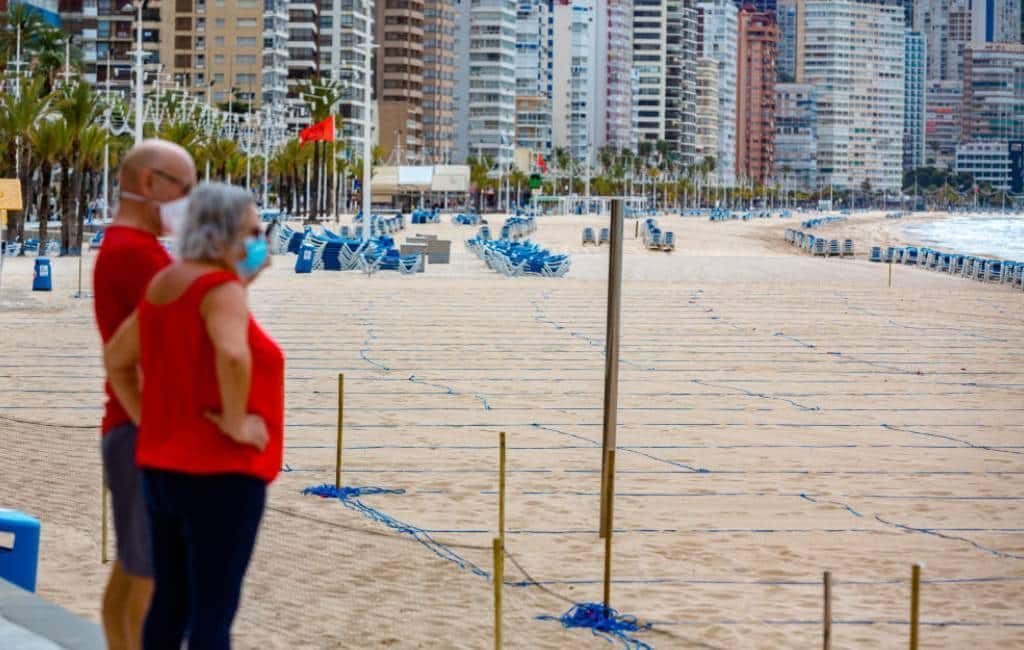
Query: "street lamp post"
124 0 150 144
205 80 215 181
360 10 373 226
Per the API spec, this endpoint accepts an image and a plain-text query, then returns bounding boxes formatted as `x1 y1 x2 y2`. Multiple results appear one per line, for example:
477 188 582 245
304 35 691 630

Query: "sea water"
904 215 1024 260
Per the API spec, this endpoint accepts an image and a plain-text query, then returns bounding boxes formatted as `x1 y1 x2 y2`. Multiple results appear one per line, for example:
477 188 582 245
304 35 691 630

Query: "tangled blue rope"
301 484 489 577
537 603 652 649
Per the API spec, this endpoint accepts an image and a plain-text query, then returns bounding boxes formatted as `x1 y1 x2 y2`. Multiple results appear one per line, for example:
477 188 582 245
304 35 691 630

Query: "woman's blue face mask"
236 236 268 280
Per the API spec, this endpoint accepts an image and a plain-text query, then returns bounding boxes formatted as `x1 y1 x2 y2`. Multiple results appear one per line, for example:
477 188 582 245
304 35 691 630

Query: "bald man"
93 139 196 650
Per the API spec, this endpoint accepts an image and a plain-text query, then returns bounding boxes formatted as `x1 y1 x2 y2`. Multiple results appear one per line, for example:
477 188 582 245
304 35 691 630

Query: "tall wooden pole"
910 564 921 650
823 571 832 650
335 373 344 489
499 431 506 541
599 199 625 539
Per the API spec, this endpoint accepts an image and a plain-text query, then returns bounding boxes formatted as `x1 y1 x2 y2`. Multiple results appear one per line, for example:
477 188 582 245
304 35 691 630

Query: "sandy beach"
0 210 1021 648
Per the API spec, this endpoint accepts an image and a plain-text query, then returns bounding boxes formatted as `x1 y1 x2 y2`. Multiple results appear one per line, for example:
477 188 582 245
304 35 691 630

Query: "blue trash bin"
32 258 52 291
0 509 41 592
294 244 314 273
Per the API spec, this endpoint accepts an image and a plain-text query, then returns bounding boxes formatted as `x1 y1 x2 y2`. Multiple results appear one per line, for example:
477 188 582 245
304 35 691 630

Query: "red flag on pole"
299 116 335 146
537 153 547 173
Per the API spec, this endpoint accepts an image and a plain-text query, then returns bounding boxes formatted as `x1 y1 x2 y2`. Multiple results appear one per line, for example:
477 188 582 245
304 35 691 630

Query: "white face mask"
120 191 190 235
157 195 190 235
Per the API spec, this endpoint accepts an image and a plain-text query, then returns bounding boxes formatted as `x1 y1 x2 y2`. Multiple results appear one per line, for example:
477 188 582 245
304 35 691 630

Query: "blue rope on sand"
301 484 490 577
537 603 653 650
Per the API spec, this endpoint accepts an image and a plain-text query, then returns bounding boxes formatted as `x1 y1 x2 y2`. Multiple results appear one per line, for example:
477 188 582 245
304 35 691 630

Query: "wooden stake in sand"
603 448 616 610
493 537 504 649
499 431 506 541
889 261 893 288
910 563 921 650
335 373 344 489
600 199 625 540
823 571 832 650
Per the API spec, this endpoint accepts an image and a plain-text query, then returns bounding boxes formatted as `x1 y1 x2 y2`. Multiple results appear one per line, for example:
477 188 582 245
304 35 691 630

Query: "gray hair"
178 183 255 262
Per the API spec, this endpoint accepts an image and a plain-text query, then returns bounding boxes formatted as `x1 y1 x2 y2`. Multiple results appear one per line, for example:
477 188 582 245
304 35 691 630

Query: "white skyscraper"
697 0 738 186
552 0 604 165
914 0 1022 83
606 0 636 150
515 0 553 156
318 0 375 157
802 0 905 191
971 0 1022 44
466 0 518 168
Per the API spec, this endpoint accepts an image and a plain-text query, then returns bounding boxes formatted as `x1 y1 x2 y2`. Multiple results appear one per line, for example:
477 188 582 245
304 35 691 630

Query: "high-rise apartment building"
287 0 320 127
955 141 1017 190
971 0 1021 43
694 57 719 163
59 0 161 98
772 82 816 190
914 0 1021 83
802 0 904 191
632 0 668 145
925 80 961 169
661 0 698 164
736 3 777 185
375 0 425 162
181 0 281 107
451 0 471 160
775 0 797 81
606 0 636 150
514 0 552 155
466 0 517 168
319 0 375 159
422 0 457 162
697 0 737 185
552 0 601 164
962 42 1024 143
667 0 700 162
914 0 971 82
904 30 926 172
62 0 289 110
682 1 700 164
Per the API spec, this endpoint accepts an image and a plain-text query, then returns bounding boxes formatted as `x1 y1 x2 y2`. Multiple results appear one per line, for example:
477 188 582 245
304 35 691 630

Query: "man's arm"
104 312 142 423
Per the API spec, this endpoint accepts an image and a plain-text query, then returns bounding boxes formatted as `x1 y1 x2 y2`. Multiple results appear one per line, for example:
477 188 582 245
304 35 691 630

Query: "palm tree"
32 27 70 93
508 167 528 206
270 139 312 214
159 120 204 158
780 164 793 208
55 82 100 252
206 138 239 181
0 4 43 69
0 76 51 242
29 117 68 246
467 154 495 211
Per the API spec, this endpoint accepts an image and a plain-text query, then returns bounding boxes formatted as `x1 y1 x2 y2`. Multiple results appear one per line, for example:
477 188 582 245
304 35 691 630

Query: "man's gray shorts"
101 423 153 578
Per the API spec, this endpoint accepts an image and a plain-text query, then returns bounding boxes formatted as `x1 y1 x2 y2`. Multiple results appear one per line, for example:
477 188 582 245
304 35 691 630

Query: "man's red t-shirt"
94 225 172 435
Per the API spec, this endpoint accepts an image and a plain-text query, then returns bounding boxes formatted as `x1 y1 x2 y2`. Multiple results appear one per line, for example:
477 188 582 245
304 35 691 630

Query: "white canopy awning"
371 165 470 193
430 165 470 192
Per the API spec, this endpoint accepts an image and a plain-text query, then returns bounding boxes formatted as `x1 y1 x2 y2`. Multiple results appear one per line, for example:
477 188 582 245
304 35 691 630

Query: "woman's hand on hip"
205 412 269 451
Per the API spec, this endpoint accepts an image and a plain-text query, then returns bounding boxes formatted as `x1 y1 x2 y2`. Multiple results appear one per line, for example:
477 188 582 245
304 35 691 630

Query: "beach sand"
0 210 1022 648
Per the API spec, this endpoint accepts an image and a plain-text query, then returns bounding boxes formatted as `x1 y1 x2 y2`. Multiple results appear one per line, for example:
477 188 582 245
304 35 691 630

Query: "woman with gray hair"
104 182 284 649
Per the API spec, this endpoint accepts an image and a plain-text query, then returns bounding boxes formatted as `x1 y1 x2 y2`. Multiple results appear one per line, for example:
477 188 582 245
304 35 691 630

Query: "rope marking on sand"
301 484 490 577
882 423 1024 456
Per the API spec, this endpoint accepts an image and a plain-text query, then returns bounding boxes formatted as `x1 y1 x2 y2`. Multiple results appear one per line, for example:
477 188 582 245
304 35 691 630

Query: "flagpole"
332 115 338 221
